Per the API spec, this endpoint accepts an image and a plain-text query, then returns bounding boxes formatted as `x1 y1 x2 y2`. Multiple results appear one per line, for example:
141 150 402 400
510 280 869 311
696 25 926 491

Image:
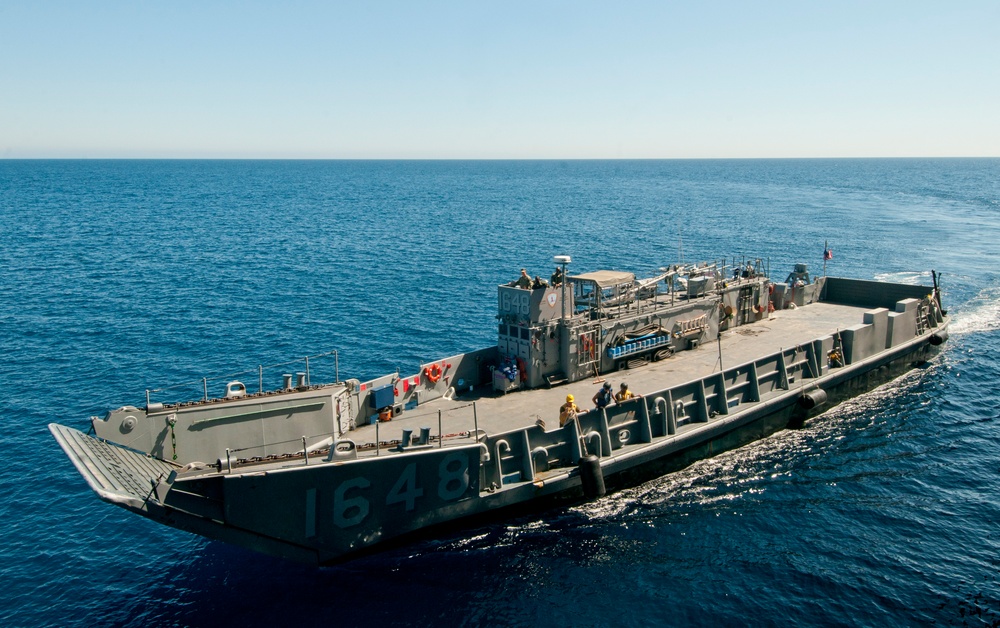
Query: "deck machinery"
496 258 770 392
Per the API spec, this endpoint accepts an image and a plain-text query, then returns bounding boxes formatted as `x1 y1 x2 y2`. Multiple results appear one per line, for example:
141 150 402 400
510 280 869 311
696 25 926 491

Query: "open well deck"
354 301 869 444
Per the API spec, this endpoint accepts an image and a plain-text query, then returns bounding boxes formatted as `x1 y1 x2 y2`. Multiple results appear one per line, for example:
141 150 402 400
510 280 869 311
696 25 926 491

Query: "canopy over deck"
568 270 635 288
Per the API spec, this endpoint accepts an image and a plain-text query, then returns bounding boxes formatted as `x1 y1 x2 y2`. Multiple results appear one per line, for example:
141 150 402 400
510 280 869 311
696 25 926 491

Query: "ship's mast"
554 255 571 320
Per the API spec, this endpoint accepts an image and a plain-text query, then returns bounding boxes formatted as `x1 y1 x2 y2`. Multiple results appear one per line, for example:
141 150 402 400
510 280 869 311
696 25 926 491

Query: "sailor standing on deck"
593 382 613 409
614 382 639 403
559 395 581 427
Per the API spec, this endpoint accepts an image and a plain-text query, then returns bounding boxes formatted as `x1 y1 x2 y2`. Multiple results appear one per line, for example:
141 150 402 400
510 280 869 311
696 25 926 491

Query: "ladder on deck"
916 306 928 335
737 284 755 325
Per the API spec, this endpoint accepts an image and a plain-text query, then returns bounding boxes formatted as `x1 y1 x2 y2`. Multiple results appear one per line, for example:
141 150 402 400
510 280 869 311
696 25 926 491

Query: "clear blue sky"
1 1 996 158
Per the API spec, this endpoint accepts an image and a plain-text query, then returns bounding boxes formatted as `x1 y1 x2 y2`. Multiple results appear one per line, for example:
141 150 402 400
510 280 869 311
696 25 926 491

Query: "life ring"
768 284 775 295
424 363 442 383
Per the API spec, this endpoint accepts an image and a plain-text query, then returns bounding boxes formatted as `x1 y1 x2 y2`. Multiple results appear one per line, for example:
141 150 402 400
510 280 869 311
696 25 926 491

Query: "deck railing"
217 399 486 471
145 349 342 408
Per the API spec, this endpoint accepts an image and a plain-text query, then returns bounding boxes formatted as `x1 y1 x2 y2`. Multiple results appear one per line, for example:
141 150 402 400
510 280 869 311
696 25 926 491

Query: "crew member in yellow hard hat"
559 394 581 427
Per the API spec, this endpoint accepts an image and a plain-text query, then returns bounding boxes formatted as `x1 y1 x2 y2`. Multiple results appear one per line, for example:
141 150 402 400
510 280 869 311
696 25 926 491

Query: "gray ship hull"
51 268 949 565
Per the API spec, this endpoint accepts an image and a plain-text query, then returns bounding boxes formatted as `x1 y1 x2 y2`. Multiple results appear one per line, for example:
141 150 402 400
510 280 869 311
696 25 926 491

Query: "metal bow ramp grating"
49 423 176 507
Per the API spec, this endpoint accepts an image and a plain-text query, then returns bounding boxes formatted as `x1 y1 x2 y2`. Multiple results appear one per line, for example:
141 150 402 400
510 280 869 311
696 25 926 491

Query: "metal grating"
49 423 176 502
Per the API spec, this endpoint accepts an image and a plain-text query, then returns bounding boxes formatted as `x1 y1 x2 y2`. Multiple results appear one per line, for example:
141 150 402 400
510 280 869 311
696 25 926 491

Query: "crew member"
515 268 532 289
532 276 549 289
614 382 639 403
559 394 581 427
829 349 843 368
593 382 613 409
550 266 564 286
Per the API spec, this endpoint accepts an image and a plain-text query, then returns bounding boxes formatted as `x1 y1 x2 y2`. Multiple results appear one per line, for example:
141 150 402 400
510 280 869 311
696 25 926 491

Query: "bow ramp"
49 423 176 510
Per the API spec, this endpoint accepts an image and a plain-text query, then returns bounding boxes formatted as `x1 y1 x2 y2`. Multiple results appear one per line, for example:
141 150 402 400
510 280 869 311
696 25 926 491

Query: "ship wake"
949 285 1000 336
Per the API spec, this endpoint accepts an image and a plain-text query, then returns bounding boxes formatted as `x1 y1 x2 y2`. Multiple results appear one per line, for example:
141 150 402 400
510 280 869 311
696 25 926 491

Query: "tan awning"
568 270 635 288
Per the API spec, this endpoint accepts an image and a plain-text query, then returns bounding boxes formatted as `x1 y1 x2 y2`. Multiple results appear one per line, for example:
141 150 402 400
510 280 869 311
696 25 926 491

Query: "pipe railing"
218 400 487 471
145 349 342 407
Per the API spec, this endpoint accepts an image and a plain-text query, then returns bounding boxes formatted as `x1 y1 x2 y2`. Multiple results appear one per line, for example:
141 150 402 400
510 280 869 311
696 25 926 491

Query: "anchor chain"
168 417 178 461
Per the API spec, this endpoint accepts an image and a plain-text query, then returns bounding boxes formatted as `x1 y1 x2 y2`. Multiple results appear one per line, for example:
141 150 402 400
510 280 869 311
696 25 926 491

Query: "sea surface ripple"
1 158 999 627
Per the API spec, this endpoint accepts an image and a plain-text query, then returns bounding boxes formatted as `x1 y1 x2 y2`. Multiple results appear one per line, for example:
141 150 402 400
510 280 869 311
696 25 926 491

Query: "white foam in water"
872 270 932 285
872 271 999 337
949 285 1000 336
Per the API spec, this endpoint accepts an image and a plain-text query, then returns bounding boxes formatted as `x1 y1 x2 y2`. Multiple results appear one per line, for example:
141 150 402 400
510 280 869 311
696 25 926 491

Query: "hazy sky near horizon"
1 1 997 159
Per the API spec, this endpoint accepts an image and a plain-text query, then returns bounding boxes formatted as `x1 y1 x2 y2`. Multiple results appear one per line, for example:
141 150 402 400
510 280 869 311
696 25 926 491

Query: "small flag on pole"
823 242 833 261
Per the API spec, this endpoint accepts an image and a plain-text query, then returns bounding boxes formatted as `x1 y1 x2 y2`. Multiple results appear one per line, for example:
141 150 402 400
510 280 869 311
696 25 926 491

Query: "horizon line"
2 155 997 161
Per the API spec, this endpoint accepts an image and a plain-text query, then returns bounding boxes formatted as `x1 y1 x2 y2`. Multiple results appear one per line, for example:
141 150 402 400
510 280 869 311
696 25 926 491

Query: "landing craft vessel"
50 256 949 565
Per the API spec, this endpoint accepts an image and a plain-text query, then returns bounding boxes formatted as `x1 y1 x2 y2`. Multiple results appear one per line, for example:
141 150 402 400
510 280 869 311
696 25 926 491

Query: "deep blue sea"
2 158 999 627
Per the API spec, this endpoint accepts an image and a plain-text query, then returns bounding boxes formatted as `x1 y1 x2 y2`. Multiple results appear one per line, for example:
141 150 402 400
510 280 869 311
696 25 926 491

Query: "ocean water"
1 158 999 627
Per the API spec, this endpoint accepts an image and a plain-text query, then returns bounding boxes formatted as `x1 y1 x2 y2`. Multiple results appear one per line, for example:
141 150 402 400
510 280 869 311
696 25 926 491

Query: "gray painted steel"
49 261 949 565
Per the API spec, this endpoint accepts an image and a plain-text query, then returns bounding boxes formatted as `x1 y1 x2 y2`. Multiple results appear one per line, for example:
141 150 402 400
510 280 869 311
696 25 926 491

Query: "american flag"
823 241 833 261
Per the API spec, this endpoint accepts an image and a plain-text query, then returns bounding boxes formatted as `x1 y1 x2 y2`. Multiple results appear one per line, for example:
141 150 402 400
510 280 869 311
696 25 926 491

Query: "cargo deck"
354 301 870 443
